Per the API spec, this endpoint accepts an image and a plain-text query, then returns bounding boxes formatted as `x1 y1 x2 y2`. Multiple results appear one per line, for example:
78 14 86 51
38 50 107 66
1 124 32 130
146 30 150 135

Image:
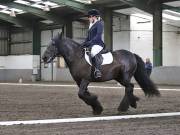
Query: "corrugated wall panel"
10 29 32 55
0 40 8 55
73 21 88 43
11 43 32 55
0 27 8 55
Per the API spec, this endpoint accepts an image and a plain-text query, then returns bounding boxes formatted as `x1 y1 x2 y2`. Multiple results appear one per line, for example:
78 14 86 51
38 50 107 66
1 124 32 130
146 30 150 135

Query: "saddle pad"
85 52 113 66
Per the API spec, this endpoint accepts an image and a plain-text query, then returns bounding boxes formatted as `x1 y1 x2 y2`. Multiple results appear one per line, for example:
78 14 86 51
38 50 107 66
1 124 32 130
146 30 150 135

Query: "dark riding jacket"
84 20 105 48
145 62 152 70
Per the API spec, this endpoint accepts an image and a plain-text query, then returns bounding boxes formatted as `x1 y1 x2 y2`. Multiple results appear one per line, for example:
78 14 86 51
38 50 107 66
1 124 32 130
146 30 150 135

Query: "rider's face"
88 16 96 23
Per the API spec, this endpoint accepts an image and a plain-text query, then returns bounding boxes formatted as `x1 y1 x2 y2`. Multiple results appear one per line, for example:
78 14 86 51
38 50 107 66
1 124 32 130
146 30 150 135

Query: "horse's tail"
134 54 160 96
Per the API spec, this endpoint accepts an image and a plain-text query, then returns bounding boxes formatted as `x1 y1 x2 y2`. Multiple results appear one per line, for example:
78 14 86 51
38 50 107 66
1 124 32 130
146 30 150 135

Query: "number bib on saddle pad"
85 51 113 66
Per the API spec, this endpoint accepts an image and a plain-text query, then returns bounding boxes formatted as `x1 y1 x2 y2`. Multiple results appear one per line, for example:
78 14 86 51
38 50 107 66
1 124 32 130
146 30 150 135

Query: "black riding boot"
92 56 102 78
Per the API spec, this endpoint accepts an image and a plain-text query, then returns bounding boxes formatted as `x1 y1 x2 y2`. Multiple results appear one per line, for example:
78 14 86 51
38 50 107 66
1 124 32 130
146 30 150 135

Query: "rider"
82 9 105 78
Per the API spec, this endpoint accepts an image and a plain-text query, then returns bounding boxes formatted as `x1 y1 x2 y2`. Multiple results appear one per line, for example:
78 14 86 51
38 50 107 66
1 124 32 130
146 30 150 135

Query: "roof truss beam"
49 0 91 12
0 12 33 28
163 4 180 13
119 0 156 14
6 2 65 24
110 4 131 10
162 0 179 3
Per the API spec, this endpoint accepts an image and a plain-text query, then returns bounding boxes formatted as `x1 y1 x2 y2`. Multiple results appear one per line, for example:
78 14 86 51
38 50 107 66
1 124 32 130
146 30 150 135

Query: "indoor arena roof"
0 0 179 27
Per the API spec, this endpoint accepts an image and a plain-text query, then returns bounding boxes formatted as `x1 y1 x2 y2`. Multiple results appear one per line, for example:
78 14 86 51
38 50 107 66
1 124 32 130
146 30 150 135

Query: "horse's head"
42 32 63 63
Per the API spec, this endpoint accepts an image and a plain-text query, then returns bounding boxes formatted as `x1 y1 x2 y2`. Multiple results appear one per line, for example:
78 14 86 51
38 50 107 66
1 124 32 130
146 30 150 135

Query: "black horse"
42 33 160 115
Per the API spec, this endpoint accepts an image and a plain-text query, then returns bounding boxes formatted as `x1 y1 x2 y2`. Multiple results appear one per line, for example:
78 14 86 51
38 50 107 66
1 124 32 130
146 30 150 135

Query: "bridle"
51 38 60 56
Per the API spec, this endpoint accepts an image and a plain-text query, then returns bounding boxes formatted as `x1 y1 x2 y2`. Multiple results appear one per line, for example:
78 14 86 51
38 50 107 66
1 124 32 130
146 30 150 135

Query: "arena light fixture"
43 1 58 7
10 9 16 17
40 20 53 24
132 13 152 20
0 9 11 14
74 0 92 4
163 13 180 20
43 4 50 11
14 0 30 5
31 3 44 9
164 9 180 16
10 8 23 13
0 5 8 9
165 1 180 7
29 0 42 2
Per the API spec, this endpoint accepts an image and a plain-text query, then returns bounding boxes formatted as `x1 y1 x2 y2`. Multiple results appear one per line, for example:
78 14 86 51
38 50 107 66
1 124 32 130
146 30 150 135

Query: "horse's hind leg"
78 79 103 115
116 74 139 112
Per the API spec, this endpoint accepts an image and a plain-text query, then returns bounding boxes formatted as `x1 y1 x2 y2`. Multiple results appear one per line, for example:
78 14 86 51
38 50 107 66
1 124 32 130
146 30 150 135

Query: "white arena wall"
113 15 180 66
114 15 180 85
0 55 40 81
130 16 180 66
129 16 180 85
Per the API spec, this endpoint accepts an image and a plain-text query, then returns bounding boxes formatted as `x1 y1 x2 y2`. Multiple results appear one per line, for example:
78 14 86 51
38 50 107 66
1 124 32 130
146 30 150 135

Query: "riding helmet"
87 9 100 17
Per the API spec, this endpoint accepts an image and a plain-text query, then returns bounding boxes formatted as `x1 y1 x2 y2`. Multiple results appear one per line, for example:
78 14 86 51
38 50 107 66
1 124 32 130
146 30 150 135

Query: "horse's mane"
53 34 83 56
60 37 84 56
64 37 81 47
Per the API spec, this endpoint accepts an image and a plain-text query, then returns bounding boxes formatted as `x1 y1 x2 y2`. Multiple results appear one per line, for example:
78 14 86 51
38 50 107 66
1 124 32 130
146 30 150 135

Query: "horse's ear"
58 32 63 39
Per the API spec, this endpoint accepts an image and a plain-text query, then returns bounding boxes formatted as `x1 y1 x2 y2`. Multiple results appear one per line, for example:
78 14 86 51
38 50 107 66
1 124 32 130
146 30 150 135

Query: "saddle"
84 48 113 66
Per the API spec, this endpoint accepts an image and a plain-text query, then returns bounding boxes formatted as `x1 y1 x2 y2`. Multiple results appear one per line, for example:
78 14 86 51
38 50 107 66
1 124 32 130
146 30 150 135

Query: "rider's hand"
85 41 92 47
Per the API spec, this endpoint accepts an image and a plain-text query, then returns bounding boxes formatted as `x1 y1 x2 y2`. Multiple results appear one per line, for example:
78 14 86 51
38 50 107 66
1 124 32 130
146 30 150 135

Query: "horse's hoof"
118 100 129 112
118 103 129 112
129 95 139 108
93 106 103 115
118 106 129 112
130 102 137 108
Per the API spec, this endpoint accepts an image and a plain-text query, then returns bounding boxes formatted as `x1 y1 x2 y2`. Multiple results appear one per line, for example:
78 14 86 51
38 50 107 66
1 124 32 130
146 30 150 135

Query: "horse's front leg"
78 79 103 115
118 83 139 112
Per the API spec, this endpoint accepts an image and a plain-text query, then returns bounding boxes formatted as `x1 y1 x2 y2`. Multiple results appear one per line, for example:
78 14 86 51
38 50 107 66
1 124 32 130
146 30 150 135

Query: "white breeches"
91 45 103 57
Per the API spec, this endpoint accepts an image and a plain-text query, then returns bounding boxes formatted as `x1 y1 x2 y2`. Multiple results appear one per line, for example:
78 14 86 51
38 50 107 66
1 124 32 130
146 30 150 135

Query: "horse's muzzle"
42 55 54 63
